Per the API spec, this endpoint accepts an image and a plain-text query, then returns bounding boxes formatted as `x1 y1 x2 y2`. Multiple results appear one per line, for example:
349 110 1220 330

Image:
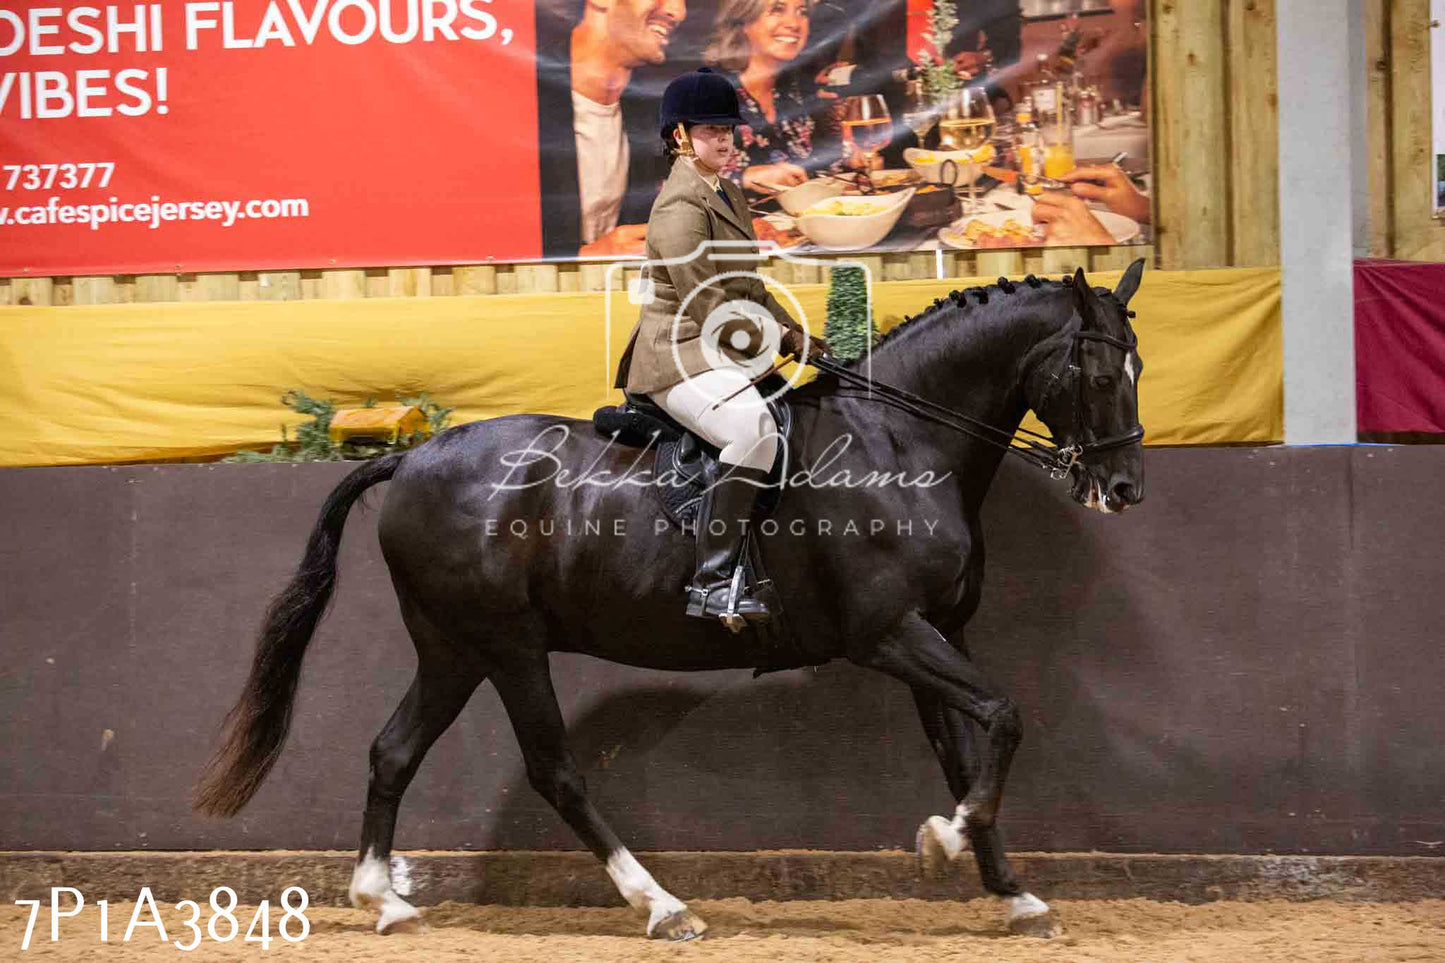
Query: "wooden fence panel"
1390 0 1445 260
1366 0 1394 258
1227 0 1281 267
1153 0 1232 269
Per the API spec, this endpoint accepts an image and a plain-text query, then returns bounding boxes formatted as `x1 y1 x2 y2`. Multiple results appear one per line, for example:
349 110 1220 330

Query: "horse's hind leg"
859 612 1060 938
491 653 705 941
348 652 484 934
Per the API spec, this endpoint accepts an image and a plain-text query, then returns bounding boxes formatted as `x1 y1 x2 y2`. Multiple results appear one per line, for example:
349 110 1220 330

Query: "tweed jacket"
613 157 805 395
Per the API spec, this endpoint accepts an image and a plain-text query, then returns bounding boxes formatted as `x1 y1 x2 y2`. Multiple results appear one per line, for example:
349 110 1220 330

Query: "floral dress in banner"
720 72 843 191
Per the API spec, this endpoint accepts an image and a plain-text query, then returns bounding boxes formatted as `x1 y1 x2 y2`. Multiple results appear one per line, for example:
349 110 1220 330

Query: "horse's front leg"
856 612 1061 938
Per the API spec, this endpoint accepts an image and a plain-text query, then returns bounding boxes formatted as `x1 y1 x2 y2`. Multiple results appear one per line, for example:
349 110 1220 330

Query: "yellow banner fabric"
0 267 1281 467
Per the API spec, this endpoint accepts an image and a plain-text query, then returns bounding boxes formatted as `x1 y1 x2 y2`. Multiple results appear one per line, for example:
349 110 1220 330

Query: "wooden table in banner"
746 123 1152 257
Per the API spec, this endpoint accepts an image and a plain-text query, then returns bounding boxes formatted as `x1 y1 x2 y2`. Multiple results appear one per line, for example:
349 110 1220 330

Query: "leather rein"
809 326 1145 480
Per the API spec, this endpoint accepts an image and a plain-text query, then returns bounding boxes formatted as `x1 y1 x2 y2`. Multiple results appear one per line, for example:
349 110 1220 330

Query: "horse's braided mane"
836 273 1067 371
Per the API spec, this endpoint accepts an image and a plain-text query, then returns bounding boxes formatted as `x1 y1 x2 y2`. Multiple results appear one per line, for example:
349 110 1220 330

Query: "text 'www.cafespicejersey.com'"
14 885 310 951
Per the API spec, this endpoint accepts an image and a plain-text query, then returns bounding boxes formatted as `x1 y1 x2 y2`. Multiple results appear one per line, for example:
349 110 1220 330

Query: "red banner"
2 1 1153 276
1355 258 1445 434
0 1 541 275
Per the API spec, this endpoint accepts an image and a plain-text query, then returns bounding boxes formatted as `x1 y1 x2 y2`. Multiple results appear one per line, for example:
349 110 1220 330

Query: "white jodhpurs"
650 367 780 471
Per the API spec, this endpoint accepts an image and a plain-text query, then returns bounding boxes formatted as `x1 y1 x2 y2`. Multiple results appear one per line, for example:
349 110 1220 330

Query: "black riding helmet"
659 67 744 137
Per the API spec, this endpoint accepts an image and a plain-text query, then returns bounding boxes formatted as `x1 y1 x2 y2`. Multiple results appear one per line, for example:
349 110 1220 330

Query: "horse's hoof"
916 815 968 878
376 902 422 935
1007 909 1063 939
650 908 708 941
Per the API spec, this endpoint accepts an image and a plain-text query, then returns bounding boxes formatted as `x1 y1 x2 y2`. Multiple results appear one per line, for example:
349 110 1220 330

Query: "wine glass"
937 85 995 214
842 94 892 174
900 80 938 151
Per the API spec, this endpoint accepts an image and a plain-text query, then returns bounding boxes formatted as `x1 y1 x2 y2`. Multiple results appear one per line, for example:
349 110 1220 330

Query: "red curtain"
1355 259 1445 434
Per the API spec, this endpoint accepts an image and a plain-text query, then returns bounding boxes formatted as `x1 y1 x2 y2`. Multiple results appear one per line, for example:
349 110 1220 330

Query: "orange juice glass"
1044 143 1075 180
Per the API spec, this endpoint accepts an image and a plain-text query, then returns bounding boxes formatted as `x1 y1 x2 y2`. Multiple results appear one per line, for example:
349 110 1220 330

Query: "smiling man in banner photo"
536 0 687 258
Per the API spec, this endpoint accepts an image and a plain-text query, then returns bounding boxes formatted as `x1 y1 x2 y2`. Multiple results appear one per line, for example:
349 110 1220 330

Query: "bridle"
1060 327 1147 458
809 323 1144 480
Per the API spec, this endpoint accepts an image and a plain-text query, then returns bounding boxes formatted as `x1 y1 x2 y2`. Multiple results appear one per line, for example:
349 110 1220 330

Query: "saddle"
592 376 795 652
592 376 793 531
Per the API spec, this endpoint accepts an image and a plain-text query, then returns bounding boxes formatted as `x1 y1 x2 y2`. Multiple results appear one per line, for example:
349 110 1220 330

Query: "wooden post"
256 271 302 301
134 275 180 302
1364 0 1392 258
454 265 499 295
72 276 120 304
1153 0 1230 269
974 250 1024 278
320 269 368 300
8 277 55 306
386 267 432 298
1227 0 1282 267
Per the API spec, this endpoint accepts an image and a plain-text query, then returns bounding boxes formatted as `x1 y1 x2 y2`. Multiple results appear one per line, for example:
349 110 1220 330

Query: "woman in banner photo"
703 0 843 197
613 68 828 628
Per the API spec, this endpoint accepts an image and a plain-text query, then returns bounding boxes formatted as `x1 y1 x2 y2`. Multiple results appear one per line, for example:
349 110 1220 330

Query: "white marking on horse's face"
606 848 688 935
1007 892 1050 922
1124 351 1137 387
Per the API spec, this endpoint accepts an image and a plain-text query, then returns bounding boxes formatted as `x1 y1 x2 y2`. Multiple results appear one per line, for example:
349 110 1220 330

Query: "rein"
809 325 1144 480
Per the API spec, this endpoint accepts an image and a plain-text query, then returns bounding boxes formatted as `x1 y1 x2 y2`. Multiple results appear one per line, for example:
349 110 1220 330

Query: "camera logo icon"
628 276 655 305
603 240 874 408
699 299 782 380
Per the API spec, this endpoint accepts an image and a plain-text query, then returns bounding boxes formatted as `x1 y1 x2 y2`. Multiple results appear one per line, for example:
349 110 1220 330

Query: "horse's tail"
194 452 404 817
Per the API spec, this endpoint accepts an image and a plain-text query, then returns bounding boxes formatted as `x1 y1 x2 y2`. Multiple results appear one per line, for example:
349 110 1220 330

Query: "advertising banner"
1 0 1150 276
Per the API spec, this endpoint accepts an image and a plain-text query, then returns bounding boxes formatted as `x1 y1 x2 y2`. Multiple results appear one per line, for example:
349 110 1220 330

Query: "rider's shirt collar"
685 156 722 192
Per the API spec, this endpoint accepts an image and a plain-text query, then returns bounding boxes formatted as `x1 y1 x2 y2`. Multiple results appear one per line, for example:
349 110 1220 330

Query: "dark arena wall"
2 446 1442 857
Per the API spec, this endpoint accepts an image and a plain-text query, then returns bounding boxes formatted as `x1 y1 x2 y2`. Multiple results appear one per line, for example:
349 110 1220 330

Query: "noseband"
810 324 1145 481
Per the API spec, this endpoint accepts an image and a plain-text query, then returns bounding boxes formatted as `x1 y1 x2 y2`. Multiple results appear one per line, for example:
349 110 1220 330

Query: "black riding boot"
684 465 773 630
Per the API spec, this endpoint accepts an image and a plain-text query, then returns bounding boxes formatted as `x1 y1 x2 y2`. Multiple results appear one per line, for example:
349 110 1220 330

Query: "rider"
613 67 828 627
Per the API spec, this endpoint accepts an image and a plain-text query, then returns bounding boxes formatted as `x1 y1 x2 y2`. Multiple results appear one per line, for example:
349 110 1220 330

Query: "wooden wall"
1370 0 1445 261
11 0 1437 307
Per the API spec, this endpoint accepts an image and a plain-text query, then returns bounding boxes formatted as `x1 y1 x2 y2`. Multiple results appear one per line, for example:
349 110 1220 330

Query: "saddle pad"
592 395 792 530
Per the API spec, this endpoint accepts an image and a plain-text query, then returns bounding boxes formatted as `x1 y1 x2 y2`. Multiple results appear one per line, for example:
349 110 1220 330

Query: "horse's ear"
1114 258 1145 305
1071 267 1103 329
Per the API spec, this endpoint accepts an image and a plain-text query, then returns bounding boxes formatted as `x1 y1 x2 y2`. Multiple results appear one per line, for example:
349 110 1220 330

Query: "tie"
715 185 733 213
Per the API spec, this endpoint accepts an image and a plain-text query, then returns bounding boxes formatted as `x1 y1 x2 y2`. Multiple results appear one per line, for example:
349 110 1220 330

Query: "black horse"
196 263 1147 941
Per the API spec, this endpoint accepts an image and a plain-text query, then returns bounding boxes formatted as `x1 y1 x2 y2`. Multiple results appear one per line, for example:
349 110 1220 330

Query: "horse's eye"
1091 375 1115 390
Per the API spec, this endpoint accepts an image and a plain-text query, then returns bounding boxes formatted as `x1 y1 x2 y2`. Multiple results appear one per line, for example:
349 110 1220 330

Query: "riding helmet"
659 67 744 136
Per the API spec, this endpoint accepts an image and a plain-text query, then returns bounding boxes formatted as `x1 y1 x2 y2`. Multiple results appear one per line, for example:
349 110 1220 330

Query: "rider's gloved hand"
781 327 828 360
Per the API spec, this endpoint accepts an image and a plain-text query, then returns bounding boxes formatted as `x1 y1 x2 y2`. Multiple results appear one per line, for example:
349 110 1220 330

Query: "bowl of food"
904 145 996 185
795 189 916 250
868 168 923 189
776 177 846 216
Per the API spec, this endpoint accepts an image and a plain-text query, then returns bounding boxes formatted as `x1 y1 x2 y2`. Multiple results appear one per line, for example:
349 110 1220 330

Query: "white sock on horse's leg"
1005 891 1061 937
606 848 691 936
917 801 971 874
348 848 421 934
1007 892 1049 921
